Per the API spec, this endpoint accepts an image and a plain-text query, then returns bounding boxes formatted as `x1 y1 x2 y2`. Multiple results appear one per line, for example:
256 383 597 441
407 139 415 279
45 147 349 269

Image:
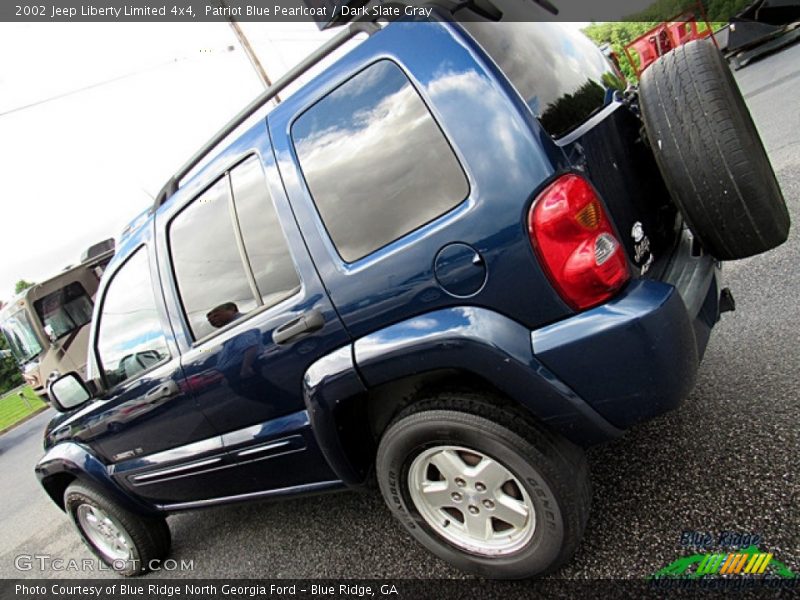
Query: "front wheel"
376 395 590 579
64 482 170 576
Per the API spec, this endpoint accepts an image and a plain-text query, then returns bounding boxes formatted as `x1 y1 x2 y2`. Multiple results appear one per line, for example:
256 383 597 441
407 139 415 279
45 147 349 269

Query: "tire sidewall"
377 412 566 579
65 486 143 576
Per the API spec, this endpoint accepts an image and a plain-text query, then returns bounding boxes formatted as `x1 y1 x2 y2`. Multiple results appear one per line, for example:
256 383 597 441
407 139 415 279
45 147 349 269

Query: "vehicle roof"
152 21 382 212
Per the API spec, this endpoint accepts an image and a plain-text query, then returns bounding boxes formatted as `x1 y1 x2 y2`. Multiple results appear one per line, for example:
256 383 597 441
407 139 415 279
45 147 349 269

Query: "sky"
0 21 341 303
0 20 589 304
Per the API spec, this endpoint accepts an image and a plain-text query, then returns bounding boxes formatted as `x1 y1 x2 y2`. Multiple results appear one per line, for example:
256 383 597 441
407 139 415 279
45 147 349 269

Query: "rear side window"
170 178 257 339
292 60 469 263
463 22 616 137
230 156 301 308
96 249 169 387
169 157 300 340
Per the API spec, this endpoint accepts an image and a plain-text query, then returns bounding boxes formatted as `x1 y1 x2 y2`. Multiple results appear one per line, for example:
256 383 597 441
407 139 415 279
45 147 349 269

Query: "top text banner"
1 0 730 23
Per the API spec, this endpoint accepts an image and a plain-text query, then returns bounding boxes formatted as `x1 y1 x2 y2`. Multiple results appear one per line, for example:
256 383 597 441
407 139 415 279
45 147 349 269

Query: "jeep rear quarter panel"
269 20 574 338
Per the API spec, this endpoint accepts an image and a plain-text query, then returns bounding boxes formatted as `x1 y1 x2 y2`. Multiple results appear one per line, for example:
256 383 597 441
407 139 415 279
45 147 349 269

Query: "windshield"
33 282 94 341
0 309 43 363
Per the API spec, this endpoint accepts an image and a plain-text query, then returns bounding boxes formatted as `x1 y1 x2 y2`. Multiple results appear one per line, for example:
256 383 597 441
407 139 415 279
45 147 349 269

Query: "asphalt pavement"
1 42 798 582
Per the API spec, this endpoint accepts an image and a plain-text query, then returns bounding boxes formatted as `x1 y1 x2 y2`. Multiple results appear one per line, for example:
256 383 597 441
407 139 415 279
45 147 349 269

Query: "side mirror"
48 372 93 412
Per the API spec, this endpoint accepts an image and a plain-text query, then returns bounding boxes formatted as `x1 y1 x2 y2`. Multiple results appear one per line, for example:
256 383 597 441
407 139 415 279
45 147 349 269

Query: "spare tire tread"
639 39 789 260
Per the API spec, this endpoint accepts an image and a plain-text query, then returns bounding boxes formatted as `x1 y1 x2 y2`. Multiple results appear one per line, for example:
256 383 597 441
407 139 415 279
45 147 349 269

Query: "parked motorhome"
0 241 114 397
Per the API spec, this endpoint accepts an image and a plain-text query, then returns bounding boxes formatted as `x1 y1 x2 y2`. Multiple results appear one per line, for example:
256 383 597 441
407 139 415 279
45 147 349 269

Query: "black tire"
64 482 171 576
639 39 790 260
375 393 590 579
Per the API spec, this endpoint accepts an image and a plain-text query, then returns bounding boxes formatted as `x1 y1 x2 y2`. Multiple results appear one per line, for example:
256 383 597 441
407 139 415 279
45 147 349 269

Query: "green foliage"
584 21 660 81
540 79 609 136
583 0 753 81
14 279 34 295
629 0 754 22
0 335 24 395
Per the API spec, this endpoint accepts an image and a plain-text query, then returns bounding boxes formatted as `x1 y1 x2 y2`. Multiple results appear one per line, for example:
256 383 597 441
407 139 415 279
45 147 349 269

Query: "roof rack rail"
153 19 382 210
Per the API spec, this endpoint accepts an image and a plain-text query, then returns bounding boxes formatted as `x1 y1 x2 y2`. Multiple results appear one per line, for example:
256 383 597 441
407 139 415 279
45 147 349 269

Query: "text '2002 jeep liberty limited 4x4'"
38 1 789 579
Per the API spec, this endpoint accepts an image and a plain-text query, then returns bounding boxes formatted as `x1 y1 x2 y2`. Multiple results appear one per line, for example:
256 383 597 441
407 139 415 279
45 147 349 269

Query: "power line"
0 46 234 119
0 57 185 118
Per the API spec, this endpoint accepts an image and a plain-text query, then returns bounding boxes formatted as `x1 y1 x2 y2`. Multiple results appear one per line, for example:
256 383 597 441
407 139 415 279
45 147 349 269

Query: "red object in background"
624 2 717 76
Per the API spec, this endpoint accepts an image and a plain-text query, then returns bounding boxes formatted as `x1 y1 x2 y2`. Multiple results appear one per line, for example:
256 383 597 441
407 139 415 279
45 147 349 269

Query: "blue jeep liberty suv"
37 4 789 579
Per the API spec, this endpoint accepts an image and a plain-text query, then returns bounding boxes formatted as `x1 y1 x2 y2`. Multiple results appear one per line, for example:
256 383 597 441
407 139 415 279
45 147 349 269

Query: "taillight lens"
528 174 630 311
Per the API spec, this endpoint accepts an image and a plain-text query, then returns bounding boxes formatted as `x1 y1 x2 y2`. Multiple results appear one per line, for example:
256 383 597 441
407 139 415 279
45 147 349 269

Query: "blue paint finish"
156 479 346 512
36 442 159 515
434 243 487 298
35 16 731 526
110 433 223 475
220 409 311 450
151 123 351 500
532 280 700 429
108 410 337 505
269 20 572 340
354 306 621 445
303 346 371 484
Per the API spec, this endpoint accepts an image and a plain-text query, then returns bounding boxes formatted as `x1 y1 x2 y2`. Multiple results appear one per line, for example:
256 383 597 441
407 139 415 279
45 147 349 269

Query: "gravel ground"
1 41 798 587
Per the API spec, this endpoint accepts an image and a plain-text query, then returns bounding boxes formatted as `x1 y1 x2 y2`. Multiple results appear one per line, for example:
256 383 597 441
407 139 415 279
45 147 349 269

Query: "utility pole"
220 0 281 103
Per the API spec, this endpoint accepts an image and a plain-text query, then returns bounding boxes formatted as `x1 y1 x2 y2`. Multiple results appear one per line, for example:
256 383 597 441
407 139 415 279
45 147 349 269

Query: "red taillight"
528 174 630 311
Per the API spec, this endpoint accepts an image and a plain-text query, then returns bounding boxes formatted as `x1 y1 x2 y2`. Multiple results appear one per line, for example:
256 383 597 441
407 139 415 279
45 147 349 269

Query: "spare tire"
639 39 790 260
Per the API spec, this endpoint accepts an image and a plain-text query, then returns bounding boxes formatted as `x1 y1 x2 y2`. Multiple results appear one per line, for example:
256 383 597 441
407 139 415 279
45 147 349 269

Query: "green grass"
0 385 47 431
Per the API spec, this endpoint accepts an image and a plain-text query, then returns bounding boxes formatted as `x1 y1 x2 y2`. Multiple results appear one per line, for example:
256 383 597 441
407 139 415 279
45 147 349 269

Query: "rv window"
0 310 43 363
34 282 93 341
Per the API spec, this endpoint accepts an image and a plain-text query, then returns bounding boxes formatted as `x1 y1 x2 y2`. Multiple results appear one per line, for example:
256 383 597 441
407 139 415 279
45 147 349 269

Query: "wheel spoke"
419 480 452 508
494 494 530 530
463 513 492 541
429 449 466 482
114 536 130 556
467 457 510 492
76 503 133 562
407 444 537 556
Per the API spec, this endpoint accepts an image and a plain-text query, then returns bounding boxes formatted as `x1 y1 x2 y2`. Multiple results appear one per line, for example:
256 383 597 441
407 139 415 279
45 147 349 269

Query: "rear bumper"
532 232 721 430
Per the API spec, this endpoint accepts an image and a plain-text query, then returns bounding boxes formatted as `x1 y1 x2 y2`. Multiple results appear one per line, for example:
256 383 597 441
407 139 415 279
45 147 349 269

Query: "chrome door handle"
272 309 325 345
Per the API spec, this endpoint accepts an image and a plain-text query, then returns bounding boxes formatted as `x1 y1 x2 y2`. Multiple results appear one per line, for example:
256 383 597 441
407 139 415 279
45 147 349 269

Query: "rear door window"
169 177 258 340
229 156 301 308
291 60 469 262
463 22 618 137
169 157 300 340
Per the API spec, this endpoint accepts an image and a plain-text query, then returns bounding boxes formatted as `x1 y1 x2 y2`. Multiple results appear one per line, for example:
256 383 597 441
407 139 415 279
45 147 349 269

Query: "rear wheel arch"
365 369 518 441
308 366 545 486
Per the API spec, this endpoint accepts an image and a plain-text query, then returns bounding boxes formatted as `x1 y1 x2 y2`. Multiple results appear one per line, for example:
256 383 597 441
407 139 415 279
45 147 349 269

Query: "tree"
583 0 753 82
14 279 34 295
